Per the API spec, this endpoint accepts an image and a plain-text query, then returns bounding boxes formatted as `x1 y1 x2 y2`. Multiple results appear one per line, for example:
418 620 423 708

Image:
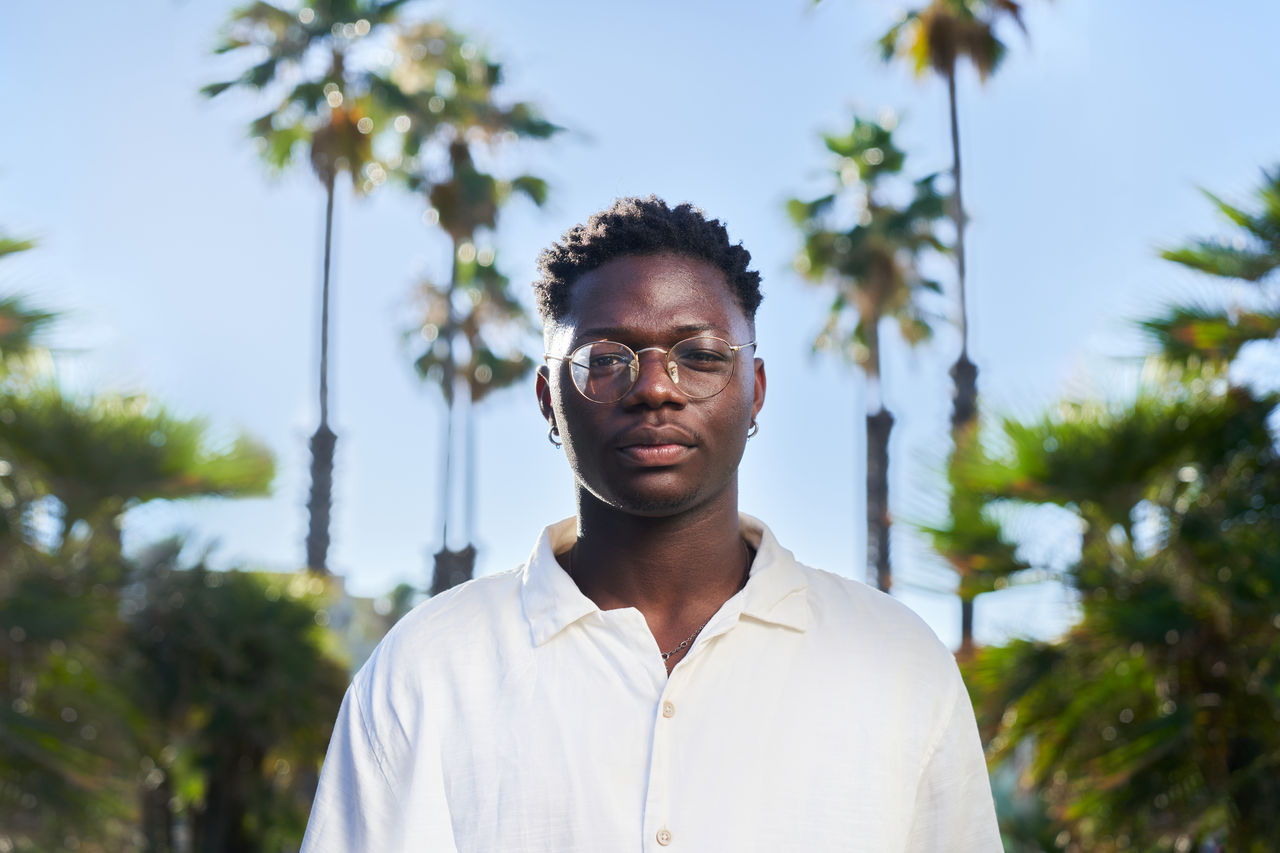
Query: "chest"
407 618 940 852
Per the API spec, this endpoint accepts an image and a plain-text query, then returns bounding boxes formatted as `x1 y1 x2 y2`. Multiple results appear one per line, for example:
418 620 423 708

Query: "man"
301 197 1001 852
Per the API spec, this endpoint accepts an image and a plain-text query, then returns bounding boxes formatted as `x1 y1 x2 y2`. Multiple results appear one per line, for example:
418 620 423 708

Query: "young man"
300 197 1001 852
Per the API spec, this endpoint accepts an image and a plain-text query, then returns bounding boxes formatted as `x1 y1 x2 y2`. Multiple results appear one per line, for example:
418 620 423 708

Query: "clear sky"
3 0 1278 648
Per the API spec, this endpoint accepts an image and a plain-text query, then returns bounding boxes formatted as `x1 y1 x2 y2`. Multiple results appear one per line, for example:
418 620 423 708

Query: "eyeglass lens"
568 336 739 402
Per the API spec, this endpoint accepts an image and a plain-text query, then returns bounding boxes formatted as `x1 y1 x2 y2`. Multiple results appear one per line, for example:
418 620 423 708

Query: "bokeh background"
3 1 1279 850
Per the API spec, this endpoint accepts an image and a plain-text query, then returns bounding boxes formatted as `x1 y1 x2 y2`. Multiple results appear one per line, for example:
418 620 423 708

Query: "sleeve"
299 683 407 853
903 662 1003 852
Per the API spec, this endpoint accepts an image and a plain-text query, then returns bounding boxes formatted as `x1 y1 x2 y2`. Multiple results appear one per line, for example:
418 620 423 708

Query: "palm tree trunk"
864 321 893 592
430 250 476 595
140 768 175 853
306 174 338 574
947 66 980 649
464 379 475 546
867 404 894 593
946 67 969 369
946 66 979 433
439 251 458 549
194 743 259 853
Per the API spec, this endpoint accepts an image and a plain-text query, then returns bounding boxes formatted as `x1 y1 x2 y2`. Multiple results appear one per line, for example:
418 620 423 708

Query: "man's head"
534 197 766 519
532 196 764 332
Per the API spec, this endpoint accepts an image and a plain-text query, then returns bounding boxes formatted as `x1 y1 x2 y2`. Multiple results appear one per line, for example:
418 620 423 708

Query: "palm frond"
1162 168 1280 283
0 235 37 260
0 295 59 362
1161 242 1279 283
1141 304 1280 365
0 384 275 527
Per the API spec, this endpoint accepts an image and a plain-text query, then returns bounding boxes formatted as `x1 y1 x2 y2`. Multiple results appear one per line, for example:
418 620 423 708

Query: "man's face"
537 253 766 517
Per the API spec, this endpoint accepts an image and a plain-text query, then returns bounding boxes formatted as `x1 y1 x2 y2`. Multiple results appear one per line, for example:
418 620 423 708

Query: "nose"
623 349 686 408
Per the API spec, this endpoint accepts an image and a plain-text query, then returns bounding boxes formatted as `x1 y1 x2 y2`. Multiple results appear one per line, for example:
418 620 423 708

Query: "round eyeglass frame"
544 335 757 403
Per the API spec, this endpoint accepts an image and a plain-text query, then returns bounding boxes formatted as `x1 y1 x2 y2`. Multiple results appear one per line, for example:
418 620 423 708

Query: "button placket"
643 669 690 850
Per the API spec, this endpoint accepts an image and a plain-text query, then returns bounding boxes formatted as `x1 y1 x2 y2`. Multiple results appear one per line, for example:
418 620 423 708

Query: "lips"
614 426 697 467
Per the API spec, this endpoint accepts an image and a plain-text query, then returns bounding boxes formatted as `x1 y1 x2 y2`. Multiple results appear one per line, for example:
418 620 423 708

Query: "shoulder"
802 565 941 636
353 567 526 697
396 566 525 638
797 562 959 678
791 563 968 751
744 514 955 674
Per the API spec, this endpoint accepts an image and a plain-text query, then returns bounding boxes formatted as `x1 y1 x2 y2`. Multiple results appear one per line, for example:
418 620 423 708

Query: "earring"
747 421 758 439
548 423 563 448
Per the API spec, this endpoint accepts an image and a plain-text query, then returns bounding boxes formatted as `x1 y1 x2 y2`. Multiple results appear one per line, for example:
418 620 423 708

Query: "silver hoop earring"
747 421 759 439
548 424 563 448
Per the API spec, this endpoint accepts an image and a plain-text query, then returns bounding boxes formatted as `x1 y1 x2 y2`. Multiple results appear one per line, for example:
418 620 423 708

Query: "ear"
750 357 766 422
536 364 554 425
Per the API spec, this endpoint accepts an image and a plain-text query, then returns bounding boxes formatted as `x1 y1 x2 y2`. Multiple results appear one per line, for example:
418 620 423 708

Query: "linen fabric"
300 515 1002 852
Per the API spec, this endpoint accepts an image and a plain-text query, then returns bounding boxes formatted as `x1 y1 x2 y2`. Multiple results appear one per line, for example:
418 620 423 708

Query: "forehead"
559 253 750 344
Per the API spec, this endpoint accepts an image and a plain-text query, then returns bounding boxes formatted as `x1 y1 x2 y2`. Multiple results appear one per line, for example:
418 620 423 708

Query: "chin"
599 478 721 518
615 493 702 517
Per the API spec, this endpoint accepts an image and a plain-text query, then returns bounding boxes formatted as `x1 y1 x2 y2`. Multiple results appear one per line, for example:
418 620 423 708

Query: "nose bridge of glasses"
632 345 680 384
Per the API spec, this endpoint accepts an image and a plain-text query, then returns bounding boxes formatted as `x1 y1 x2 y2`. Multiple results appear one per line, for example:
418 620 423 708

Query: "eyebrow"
575 323 719 341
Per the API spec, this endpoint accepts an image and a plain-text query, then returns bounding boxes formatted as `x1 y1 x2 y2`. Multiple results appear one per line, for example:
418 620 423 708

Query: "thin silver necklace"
565 540 754 663
660 620 710 661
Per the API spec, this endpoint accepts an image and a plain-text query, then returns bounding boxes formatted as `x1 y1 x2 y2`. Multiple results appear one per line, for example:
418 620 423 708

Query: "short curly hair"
533 196 763 325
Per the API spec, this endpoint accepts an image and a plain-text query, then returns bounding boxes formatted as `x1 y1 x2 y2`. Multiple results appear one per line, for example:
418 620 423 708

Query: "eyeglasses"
545 335 757 403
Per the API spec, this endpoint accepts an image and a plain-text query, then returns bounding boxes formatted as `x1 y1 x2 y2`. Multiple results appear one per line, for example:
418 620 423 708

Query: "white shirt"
301 515 1001 852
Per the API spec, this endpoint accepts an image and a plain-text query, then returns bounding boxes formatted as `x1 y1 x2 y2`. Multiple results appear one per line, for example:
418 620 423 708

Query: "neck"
566 488 750 625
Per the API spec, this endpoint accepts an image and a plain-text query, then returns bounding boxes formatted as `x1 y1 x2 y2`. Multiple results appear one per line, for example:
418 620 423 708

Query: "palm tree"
1146 164 1280 369
0 234 287 851
127 545 348 853
0 385 275 852
0 233 57 374
960 363 1280 850
203 0 413 573
382 18 561 153
879 0 1028 643
0 383 275 562
789 114 948 592
920 446 1030 658
942 167 1280 845
406 142 550 594
382 23 558 592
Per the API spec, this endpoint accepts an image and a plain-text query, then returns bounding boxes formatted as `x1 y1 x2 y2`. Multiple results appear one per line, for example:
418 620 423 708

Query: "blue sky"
3 0 1278 647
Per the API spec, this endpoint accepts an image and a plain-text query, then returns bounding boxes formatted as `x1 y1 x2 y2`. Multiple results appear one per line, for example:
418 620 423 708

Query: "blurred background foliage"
945 164 1280 851
2 0 559 847
789 112 949 595
202 0 558 577
0 234 351 852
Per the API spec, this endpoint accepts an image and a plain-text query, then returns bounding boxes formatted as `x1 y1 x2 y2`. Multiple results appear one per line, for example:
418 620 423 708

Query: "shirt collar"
520 513 811 648
736 513 811 632
520 518 597 647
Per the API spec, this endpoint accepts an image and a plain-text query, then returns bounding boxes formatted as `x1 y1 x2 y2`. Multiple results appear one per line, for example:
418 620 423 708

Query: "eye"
674 342 732 371
574 343 634 372
683 348 728 363
589 353 630 370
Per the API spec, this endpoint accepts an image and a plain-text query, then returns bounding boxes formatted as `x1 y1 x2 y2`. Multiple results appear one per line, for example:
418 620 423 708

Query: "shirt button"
661 701 676 718
656 828 673 846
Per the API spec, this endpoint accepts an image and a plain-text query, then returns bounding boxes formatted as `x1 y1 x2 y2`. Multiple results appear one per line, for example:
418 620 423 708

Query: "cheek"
548 374 578 427
550 381 598 461
723 372 757 424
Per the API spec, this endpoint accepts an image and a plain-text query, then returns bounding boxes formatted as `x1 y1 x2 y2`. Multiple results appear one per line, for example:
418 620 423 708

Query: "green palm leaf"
0 234 36 259
1161 167 1280 284
789 113 948 592
957 364 1280 847
1141 304 1280 365
1161 243 1280 282
0 384 274 534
